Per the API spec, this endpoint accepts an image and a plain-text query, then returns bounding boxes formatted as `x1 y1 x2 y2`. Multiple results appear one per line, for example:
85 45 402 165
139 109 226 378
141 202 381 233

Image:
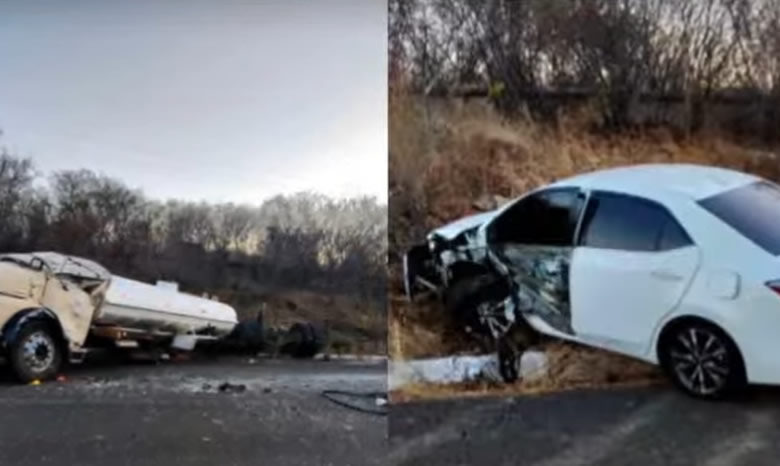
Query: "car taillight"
765 280 780 296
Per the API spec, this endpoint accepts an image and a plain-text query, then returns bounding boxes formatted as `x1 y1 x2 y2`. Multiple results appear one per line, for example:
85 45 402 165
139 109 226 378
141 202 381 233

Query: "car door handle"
651 270 684 281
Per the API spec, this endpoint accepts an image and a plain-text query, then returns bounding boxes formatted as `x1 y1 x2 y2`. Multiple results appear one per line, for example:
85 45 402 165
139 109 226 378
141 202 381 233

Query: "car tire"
9 322 63 383
658 320 746 399
444 273 511 337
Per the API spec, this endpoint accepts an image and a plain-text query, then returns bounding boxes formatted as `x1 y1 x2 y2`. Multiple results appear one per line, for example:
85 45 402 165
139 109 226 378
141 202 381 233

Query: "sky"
0 0 387 204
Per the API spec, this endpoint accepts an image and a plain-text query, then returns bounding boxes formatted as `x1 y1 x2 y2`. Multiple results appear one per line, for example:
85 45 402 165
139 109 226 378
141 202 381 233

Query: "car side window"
578 192 692 251
488 188 583 246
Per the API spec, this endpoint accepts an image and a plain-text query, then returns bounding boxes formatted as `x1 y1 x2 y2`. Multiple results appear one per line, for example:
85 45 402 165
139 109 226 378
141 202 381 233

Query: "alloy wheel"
668 326 730 396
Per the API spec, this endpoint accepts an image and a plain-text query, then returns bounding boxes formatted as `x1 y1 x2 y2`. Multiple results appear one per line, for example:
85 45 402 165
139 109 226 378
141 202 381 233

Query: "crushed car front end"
403 210 498 301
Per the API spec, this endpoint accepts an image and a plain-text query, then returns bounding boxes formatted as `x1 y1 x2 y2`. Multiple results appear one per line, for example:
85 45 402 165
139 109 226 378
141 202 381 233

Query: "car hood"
428 210 499 241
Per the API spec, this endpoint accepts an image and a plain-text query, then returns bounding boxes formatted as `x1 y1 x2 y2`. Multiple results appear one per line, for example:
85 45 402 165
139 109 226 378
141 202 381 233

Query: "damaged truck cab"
0 252 240 383
0 253 111 382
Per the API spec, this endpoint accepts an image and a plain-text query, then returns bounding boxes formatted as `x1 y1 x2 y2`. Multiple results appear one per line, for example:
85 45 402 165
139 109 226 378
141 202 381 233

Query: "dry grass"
396 100 780 240
389 294 480 360
389 91 779 396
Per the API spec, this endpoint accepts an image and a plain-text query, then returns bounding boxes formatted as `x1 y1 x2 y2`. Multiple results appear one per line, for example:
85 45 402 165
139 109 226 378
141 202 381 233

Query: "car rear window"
699 181 780 255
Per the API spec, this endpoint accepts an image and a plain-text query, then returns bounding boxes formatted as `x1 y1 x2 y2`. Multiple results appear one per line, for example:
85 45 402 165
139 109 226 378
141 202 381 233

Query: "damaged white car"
405 163 780 399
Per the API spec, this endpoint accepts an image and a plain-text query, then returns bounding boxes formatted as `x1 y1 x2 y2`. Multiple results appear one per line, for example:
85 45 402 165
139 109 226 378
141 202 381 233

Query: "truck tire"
9 322 63 383
283 322 325 359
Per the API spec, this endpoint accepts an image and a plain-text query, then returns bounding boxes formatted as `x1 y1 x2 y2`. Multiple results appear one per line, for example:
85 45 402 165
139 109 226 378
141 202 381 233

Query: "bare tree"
0 153 387 313
390 0 778 134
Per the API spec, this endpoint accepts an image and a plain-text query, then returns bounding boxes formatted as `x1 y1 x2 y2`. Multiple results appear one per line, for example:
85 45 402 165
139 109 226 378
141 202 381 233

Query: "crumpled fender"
1 308 66 351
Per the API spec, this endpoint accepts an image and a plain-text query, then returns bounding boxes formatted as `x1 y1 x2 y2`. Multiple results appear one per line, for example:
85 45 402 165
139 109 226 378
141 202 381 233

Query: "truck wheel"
9 323 63 383
284 322 325 359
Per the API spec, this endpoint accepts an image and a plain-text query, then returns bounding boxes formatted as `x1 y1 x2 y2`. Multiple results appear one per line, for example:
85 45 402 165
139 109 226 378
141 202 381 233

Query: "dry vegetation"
388 90 780 398
391 92 780 260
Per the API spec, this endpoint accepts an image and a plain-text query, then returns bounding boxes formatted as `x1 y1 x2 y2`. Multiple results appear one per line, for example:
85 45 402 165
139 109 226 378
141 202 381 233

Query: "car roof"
549 163 759 201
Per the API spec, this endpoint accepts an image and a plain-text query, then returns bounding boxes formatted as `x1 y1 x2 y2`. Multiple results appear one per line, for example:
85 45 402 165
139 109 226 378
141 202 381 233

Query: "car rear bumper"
713 302 780 386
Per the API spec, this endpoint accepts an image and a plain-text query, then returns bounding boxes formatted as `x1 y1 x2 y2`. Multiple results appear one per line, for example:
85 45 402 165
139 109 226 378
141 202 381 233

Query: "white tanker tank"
96 276 238 338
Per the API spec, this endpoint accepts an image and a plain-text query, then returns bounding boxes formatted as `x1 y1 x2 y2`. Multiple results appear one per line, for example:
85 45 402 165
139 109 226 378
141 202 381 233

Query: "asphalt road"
388 384 780 466
0 357 387 466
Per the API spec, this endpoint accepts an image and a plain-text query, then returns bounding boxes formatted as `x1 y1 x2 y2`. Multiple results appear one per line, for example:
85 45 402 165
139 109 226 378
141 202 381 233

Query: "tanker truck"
0 251 324 383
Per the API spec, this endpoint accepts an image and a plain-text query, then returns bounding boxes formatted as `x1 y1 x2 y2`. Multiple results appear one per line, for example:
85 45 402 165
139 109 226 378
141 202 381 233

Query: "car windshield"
699 181 780 255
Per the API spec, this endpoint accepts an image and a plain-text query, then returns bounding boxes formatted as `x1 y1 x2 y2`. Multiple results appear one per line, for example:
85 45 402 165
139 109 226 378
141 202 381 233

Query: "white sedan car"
404 163 780 398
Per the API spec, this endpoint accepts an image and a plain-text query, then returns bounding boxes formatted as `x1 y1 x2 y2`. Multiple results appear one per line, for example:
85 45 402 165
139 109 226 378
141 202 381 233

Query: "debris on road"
321 389 388 416
218 382 247 394
198 381 248 394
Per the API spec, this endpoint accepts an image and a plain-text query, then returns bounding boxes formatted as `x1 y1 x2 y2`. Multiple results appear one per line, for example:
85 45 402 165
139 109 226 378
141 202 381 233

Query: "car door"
485 187 585 336
570 191 700 358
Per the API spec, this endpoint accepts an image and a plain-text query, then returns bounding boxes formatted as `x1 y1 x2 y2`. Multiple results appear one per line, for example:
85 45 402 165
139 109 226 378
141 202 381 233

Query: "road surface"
0 356 387 466
389 384 780 466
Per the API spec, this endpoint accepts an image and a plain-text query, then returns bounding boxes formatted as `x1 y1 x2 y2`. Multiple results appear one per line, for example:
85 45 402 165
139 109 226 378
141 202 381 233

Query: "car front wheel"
444 273 512 338
659 321 745 399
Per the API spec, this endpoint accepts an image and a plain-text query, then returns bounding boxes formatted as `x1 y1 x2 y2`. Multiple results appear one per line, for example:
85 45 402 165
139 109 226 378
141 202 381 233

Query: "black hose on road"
321 389 388 416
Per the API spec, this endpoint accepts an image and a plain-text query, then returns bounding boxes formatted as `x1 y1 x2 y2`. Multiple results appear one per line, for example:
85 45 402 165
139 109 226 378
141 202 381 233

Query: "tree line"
0 151 387 310
390 0 780 138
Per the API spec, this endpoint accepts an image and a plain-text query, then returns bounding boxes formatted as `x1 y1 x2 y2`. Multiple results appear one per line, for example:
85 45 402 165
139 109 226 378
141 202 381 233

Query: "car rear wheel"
9 323 63 383
659 321 745 399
